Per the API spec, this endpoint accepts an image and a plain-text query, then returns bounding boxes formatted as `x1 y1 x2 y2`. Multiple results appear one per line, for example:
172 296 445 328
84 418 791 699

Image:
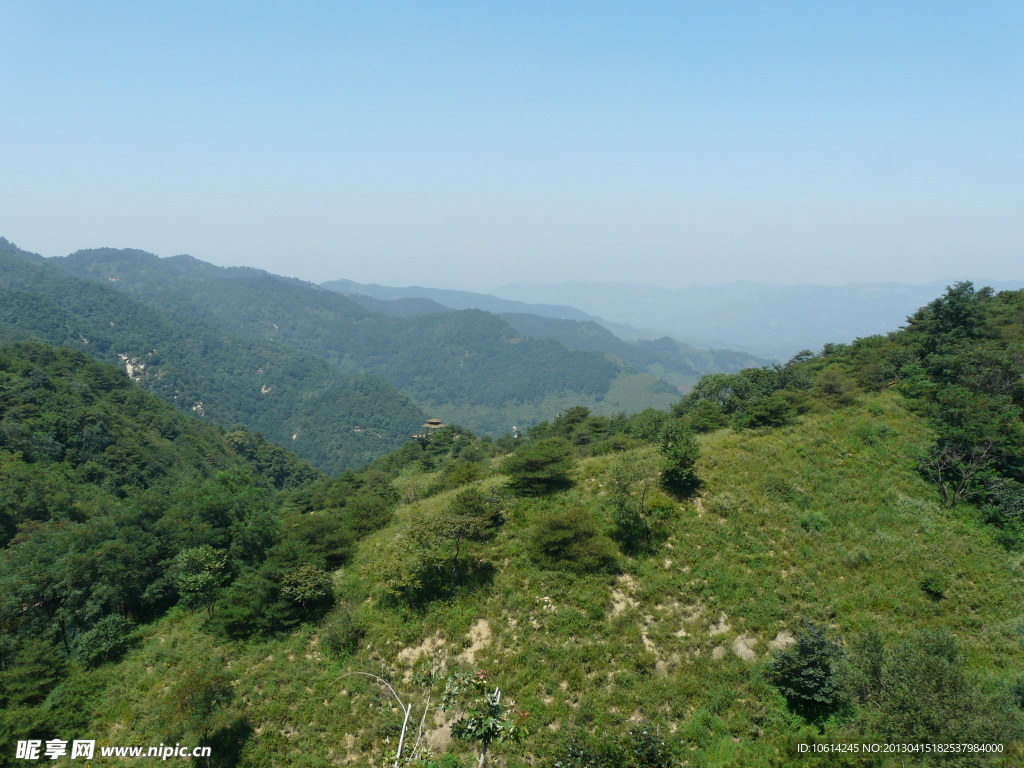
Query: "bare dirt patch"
397 633 446 665
456 619 492 666
732 633 758 662
768 630 796 652
708 612 730 636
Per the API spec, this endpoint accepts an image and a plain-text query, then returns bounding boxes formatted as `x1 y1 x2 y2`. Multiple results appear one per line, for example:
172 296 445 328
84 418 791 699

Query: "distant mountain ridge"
493 279 1024 359
322 279 771 389
321 278 593 321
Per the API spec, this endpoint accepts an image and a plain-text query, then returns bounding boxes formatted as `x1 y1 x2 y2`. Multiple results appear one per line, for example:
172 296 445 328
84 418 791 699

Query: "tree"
500 438 575 496
440 488 502 573
607 453 672 553
907 281 994 354
450 671 529 768
921 441 996 506
658 423 699 497
171 546 228 619
168 667 235 765
767 621 845 722
368 488 501 605
684 400 728 433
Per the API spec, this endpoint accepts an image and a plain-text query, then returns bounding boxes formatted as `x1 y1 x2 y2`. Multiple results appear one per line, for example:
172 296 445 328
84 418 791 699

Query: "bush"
658 423 699 497
767 621 845 722
501 438 575 496
813 365 858 407
528 508 618 574
75 614 139 667
553 727 678 768
798 512 828 533
426 460 486 497
843 629 1024 755
321 610 364 660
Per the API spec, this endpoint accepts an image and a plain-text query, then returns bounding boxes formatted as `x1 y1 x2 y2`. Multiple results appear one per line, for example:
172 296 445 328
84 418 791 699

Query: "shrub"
322 610 364 660
813 365 858 407
501 438 575 496
75 614 139 667
799 512 828 533
553 727 678 768
528 508 618 574
844 629 1024 752
426 460 486 496
919 573 948 601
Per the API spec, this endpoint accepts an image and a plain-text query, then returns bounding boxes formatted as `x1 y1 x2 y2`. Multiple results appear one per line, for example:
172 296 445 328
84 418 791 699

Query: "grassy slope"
73 391 1024 766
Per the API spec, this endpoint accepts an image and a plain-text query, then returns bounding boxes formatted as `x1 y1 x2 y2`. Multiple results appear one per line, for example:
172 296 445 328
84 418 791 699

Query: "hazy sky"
2 2 1021 289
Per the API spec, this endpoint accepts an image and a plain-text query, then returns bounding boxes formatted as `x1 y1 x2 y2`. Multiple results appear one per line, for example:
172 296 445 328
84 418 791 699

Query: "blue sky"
1 2 1021 288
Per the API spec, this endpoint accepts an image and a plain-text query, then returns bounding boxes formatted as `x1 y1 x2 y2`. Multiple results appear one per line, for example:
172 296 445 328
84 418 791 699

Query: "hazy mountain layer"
498 313 769 390
323 282 770 389
321 278 592 320
494 279 1024 359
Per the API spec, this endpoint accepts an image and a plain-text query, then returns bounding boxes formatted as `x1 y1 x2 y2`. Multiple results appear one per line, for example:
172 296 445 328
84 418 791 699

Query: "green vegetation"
43 246 680 433
0 239 426 474
766 622 845 723
3 282 1024 767
501 438 576 496
499 313 770 391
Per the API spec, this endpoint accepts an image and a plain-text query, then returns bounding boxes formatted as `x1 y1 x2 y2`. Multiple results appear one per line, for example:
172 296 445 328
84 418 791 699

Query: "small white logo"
16 741 41 760
70 740 96 760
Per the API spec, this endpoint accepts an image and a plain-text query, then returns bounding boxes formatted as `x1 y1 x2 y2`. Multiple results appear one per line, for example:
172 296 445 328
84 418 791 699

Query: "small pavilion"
412 417 447 439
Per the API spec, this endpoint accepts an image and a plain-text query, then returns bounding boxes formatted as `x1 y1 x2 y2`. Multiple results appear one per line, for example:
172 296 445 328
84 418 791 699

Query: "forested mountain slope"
325 281 770 390
45 247 678 433
498 313 770 390
3 284 1024 767
0 344 408 759
0 240 426 473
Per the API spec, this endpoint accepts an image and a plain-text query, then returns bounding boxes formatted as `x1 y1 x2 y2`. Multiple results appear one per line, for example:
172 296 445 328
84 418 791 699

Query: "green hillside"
44 247 677 433
3 283 1023 767
0 240 426 473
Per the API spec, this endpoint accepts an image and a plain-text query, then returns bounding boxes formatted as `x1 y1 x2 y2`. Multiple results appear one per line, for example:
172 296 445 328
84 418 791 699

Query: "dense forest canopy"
0 240 426 473
44 246 679 425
